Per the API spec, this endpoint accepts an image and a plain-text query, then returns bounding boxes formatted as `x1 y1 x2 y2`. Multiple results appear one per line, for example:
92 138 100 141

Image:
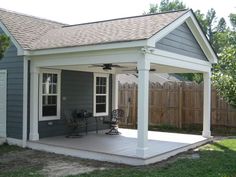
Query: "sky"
0 0 235 25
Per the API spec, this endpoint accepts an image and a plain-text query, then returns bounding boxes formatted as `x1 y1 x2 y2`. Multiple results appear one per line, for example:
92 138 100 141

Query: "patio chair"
63 109 87 137
105 109 125 135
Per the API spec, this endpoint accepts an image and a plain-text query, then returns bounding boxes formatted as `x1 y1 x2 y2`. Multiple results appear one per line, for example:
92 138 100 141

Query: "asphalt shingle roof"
0 8 188 50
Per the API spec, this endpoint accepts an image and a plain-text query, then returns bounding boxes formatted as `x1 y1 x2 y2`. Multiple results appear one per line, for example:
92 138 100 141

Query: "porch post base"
136 147 148 158
29 133 39 141
202 130 211 138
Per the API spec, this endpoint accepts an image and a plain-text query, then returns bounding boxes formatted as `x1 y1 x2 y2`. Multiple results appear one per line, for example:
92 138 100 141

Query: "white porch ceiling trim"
146 49 211 73
31 48 143 67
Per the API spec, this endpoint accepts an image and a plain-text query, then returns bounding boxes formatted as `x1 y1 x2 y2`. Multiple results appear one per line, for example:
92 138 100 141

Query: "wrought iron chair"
105 109 125 135
63 109 87 137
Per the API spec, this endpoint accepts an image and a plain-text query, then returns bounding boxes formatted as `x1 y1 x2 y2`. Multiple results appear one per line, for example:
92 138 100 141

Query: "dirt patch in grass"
1 137 231 177
0 146 125 177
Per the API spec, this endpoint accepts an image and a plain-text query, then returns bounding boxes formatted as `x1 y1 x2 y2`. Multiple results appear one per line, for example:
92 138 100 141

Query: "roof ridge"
63 9 189 28
0 7 66 25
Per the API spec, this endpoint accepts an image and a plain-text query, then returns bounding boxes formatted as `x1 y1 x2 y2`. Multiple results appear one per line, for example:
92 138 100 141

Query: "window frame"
39 69 61 121
93 73 109 117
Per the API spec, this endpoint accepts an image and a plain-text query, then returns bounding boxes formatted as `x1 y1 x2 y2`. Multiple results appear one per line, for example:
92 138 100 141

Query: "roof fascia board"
0 21 24 56
147 11 191 47
25 40 148 56
186 13 217 64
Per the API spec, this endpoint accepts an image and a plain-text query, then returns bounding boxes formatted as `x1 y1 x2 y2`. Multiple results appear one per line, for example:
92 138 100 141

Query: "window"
39 69 61 121
93 73 109 116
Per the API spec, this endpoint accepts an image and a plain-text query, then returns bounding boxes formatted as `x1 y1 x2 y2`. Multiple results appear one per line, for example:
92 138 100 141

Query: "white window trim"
93 73 109 117
39 69 61 121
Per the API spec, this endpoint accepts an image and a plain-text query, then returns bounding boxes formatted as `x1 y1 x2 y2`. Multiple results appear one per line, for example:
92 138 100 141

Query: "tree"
159 0 186 12
145 0 186 14
0 34 10 60
212 43 236 106
229 13 236 29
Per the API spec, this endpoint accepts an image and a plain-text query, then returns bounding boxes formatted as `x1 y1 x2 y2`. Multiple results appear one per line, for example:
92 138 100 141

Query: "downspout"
22 56 29 147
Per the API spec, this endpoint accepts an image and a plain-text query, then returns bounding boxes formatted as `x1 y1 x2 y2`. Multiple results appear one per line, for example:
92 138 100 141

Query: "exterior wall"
156 23 207 61
0 28 23 139
38 70 111 138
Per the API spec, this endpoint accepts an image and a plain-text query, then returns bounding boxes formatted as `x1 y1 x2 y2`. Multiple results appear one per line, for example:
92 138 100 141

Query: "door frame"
0 69 7 138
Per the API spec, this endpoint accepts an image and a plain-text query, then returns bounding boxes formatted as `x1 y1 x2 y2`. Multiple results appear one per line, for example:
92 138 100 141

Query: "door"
0 70 7 138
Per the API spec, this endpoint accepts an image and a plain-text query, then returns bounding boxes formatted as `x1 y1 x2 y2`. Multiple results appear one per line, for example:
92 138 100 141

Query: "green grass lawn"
72 138 236 177
0 139 236 177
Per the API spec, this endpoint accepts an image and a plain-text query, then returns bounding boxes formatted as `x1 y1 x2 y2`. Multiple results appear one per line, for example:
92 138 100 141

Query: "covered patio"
27 128 210 165
26 10 217 165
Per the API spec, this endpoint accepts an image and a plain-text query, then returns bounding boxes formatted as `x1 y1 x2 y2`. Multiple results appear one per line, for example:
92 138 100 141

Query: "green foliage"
212 43 236 106
146 0 186 14
230 13 236 29
177 73 203 84
0 34 10 60
159 0 186 12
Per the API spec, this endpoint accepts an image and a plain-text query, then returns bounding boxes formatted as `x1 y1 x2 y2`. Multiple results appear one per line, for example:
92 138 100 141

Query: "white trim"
25 40 147 56
6 138 23 146
0 70 7 138
30 48 142 68
29 65 39 141
112 74 118 110
136 59 150 157
0 21 24 56
22 57 29 147
202 72 211 138
93 73 109 117
39 69 61 121
146 48 211 73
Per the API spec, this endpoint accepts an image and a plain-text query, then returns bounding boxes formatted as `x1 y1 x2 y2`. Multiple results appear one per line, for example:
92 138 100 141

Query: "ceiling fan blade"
111 65 127 68
88 64 104 68
150 69 156 72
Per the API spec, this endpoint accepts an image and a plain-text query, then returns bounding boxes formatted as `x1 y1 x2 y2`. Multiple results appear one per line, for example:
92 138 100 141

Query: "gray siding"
156 23 207 61
39 70 111 138
0 28 23 139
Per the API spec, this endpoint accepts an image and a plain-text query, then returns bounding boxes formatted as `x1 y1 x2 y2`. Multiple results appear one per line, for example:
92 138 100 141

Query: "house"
0 8 217 165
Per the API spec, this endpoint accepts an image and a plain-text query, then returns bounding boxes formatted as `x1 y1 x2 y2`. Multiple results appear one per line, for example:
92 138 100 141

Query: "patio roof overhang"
27 10 215 159
28 45 212 158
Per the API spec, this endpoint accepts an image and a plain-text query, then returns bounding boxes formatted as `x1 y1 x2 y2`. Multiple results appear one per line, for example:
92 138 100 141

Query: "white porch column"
136 59 150 157
202 72 211 138
112 74 119 110
29 66 39 141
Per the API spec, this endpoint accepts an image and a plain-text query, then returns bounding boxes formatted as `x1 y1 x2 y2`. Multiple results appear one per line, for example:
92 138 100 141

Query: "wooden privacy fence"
118 82 236 130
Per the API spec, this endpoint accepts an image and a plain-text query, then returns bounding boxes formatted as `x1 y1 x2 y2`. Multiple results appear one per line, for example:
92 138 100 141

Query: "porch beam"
136 59 150 157
29 65 39 141
202 72 211 138
31 49 142 68
146 49 211 73
112 74 119 110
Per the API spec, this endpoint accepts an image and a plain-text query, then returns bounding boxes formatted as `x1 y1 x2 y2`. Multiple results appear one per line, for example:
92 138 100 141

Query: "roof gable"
147 10 217 64
156 22 207 61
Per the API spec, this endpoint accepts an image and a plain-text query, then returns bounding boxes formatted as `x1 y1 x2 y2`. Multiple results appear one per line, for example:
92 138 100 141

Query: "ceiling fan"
123 67 156 73
89 64 126 71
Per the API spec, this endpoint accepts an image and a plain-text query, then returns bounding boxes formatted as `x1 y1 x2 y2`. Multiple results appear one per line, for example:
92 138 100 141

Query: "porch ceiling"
45 62 203 74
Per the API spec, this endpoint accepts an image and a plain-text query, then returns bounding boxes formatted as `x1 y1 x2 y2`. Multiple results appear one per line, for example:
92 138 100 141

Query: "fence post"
178 85 183 129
